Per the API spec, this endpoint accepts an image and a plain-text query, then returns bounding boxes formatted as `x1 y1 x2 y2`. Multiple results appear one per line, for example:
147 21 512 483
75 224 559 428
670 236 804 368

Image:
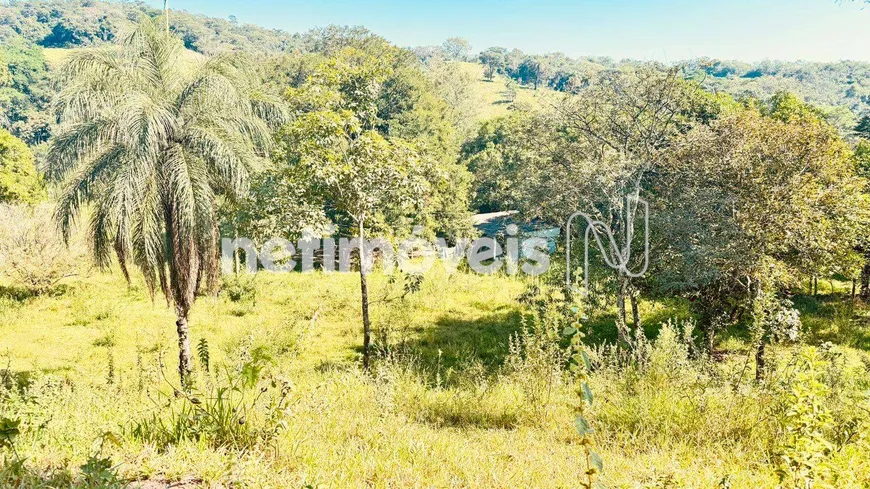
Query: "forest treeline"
3 0 870 145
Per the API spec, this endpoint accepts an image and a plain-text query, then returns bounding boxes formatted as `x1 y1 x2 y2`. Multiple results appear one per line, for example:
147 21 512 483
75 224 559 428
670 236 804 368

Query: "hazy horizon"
143 0 870 62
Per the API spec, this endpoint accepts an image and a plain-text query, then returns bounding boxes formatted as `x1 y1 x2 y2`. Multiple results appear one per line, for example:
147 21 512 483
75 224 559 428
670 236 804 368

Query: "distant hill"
427 47 870 132
3 0 870 138
0 0 301 55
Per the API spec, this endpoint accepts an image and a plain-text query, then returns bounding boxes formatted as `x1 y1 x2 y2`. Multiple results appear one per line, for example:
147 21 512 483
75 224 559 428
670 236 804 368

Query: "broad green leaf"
581 351 592 371
590 451 604 471
575 416 591 436
582 383 594 405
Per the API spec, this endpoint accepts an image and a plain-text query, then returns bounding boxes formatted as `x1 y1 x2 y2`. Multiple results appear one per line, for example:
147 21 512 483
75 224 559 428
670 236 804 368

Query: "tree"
853 139 870 299
255 38 469 368
425 56 480 137
441 37 471 61
0 204 85 294
517 56 551 90
275 42 472 239
0 51 9 87
656 105 868 371
279 112 429 369
0 37 52 144
502 79 517 103
47 20 280 383
479 47 507 81
548 68 696 342
856 115 870 139
463 69 734 345
0 128 43 204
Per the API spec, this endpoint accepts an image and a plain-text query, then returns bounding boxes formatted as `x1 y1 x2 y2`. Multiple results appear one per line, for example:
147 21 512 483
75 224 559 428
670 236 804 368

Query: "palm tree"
47 20 282 384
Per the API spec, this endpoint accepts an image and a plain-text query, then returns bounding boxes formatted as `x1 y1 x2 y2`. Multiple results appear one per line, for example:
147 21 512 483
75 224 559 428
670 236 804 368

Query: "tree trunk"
615 274 631 345
630 291 641 329
705 320 715 354
233 230 241 275
852 279 857 300
617 275 627 326
753 283 766 382
359 219 372 370
176 308 193 385
755 338 766 382
813 275 818 296
861 252 870 299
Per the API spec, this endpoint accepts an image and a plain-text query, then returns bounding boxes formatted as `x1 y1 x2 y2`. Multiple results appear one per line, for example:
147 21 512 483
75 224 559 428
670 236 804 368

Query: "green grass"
454 61 555 121
2 268 870 487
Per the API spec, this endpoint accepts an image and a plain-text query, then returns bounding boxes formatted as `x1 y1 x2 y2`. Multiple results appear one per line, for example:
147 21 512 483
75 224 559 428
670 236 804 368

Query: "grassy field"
452 61 554 121
2 265 870 488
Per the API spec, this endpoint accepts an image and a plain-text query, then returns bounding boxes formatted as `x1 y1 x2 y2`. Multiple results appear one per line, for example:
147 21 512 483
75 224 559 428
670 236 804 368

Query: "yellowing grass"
0 269 862 487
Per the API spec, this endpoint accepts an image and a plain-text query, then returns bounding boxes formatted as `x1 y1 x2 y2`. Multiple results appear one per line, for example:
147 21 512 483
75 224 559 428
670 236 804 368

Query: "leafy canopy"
0 128 43 204
47 19 281 311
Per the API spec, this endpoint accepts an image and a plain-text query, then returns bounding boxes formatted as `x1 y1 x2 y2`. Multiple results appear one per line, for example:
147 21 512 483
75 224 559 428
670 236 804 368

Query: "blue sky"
149 0 870 61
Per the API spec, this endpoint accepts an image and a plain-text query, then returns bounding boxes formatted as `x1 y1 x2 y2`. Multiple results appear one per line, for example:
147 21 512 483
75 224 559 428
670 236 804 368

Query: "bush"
128 350 292 450
591 319 767 448
220 273 257 303
0 204 86 294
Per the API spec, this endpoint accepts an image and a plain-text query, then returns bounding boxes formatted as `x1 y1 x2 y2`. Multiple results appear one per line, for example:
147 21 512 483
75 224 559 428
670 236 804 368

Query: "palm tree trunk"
163 0 169 33
359 219 372 370
176 307 193 385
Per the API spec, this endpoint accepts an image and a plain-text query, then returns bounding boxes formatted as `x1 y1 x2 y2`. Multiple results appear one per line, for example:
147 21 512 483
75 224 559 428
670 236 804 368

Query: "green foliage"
46 19 282 381
753 292 803 344
774 347 835 488
479 46 507 80
656 102 869 324
78 455 124 489
0 129 43 204
0 204 85 294
239 37 473 243
0 38 51 145
856 115 870 139
440 37 471 61
0 417 20 452
220 274 258 304
197 338 210 373
0 0 300 55
762 91 825 124
129 350 292 449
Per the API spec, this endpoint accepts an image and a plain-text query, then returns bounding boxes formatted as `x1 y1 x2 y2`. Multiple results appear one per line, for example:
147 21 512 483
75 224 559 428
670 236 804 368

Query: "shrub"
591 319 764 449
773 347 835 487
0 204 86 293
220 273 257 303
504 311 570 420
128 350 292 449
